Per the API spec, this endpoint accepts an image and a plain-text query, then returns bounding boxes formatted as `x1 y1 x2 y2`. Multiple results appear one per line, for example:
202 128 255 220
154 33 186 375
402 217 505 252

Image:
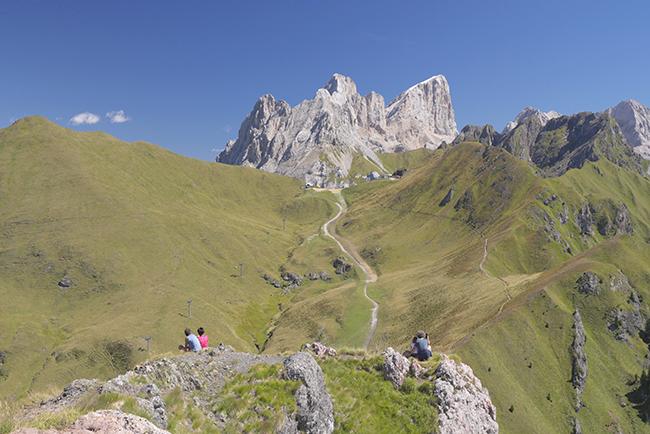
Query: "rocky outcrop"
607 289 645 341
576 272 601 296
531 112 645 176
439 188 454 207
332 257 352 275
434 355 498 434
614 204 634 235
14 410 171 434
218 73 457 186
610 271 633 292
571 310 588 411
24 348 283 430
382 347 413 389
386 75 457 150
502 106 561 135
282 352 334 434
576 204 595 236
102 375 167 428
453 124 499 146
608 99 650 159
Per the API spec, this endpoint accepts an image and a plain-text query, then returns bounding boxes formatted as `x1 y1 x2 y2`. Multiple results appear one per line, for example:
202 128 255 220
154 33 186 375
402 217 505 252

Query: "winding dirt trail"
322 191 379 349
479 238 512 315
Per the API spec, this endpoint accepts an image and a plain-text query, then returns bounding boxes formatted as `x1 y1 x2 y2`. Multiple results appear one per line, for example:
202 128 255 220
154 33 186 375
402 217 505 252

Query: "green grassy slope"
335 141 650 431
0 117 333 400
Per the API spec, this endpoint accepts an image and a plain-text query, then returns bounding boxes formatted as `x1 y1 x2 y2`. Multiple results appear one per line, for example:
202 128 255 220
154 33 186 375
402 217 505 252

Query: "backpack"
415 337 430 359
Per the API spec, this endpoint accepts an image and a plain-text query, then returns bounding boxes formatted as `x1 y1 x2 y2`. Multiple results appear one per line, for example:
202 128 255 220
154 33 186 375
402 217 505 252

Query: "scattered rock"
281 271 303 286
382 347 411 389
57 276 73 288
318 271 331 281
434 355 498 434
302 342 337 358
559 202 569 224
262 273 282 288
571 310 588 411
392 168 407 178
439 188 454 207
282 352 334 434
332 257 352 275
305 272 319 281
576 272 601 296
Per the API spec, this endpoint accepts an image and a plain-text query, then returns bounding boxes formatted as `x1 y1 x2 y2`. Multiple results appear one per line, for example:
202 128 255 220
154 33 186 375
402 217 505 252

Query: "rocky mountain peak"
608 99 650 159
503 106 560 134
218 73 457 186
323 73 359 100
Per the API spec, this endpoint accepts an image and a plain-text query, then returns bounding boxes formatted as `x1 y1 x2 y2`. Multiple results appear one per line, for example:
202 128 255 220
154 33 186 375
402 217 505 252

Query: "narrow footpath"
322 190 379 349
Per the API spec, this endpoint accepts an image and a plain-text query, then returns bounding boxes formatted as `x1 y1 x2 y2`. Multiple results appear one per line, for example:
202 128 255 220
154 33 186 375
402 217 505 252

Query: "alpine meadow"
3 2 650 433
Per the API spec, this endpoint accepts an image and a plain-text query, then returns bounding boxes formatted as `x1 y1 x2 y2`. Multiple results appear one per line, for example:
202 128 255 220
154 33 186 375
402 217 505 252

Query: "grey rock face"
576 204 595 236
615 204 634 235
434 355 498 434
608 99 650 159
453 124 499 146
606 288 645 341
576 272 601 296
607 305 644 342
386 75 457 150
218 73 457 186
610 271 633 293
283 352 335 434
571 310 588 411
102 375 168 428
382 347 412 389
502 106 561 135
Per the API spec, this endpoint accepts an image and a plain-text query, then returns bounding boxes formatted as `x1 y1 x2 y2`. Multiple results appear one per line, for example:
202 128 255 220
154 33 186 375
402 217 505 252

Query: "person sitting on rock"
412 330 432 361
197 327 208 349
182 328 201 352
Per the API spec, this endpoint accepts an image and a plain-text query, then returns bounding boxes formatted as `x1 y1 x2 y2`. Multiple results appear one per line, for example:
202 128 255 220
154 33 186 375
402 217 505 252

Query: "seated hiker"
413 330 432 361
197 327 209 349
183 328 201 352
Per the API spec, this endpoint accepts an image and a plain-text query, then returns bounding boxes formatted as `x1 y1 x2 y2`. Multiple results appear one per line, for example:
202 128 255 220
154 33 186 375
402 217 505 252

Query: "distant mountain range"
219 74 650 183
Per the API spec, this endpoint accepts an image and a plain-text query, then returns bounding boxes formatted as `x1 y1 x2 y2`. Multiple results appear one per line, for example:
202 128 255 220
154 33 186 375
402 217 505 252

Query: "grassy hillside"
0 117 334 400
335 141 650 431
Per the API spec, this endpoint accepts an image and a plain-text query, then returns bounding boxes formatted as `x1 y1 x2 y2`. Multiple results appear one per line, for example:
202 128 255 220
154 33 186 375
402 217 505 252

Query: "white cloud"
106 110 131 124
70 112 100 125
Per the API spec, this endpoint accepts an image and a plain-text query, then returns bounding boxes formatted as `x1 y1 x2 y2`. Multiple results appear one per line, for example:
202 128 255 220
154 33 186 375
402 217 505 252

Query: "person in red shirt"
197 327 209 349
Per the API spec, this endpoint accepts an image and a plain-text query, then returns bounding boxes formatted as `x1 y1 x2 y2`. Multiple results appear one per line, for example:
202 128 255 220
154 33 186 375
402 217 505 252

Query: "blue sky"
1 0 649 160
